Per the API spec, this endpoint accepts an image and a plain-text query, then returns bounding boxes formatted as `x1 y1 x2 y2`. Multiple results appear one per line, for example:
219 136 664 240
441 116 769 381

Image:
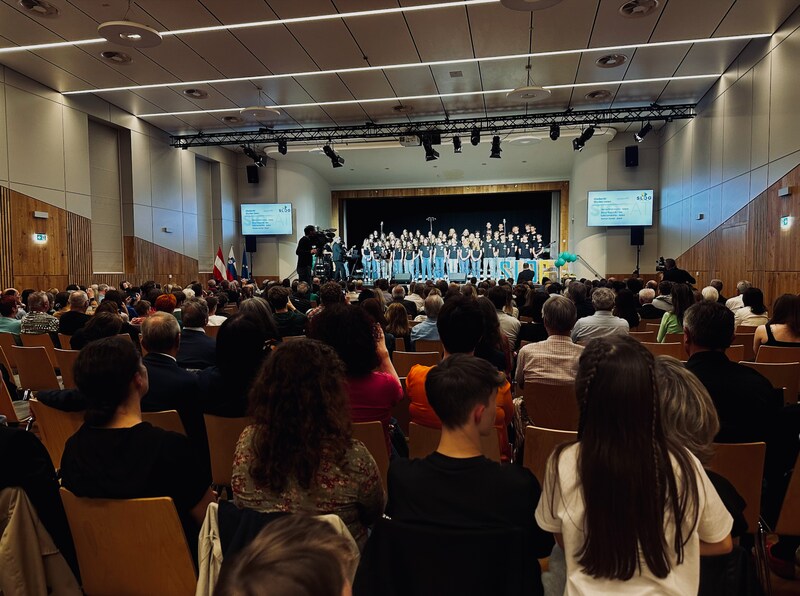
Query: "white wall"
658 7 800 262
88 120 123 272
568 143 608 279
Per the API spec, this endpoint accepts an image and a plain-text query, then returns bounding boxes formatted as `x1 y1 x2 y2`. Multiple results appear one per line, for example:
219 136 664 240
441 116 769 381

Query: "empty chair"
60 488 196 596
28 398 84 470
0 344 16 389
141 410 186 435
0 332 18 369
20 333 58 368
408 422 500 462
54 349 80 390
629 330 656 342
707 442 766 533
755 345 800 364
523 426 577 485
394 337 406 352
739 361 800 404
519 316 533 324
203 325 220 339
725 344 745 363
641 342 685 360
733 333 756 361
392 351 440 378
522 382 578 432
414 339 444 358
645 323 661 333
57 333 73 350
11 345 60 391
352 421 390 490
204 414 251 488
663 332 684 344
0 377 30 427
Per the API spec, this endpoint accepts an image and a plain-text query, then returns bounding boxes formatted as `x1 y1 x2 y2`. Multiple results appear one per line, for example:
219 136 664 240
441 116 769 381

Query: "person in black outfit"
516 262 535 284
58 291 91 335
295 225 317 284
661 258 696 285
175 298 216 370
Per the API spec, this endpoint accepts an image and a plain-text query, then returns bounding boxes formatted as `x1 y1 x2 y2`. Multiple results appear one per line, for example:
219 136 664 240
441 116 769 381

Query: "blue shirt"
0 316 21 338
410 318 440 344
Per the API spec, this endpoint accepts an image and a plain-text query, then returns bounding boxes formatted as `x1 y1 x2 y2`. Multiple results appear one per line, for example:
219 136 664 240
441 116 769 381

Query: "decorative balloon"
555 258 566 267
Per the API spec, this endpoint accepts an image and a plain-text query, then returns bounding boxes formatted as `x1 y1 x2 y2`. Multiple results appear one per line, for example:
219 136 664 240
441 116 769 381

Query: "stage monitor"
240 203 293 236
587 190 654 227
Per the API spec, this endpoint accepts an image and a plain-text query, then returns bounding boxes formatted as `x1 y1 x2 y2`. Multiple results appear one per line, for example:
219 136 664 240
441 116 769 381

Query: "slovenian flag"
213 246 226 281
241 249 249 281
227 246 237 281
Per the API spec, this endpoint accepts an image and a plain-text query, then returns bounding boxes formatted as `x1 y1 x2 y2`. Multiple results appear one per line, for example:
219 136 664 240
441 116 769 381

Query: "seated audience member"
101 289 131 322
487 286 520 348
710 279 726 303
69 311 123 350
198 313 278 418
385 303 412 350
20 291 59 335
410 294 443 345
683 301 779 444
701 286 719 303
129 299 152 326
60 337 214 553
407 296 514 459
639 288 663 320
0 295 21 339
391 285 418 318
268 286 307 338
239 297 279 329
536 336 733 595
176 297 216 370
311 304 403 456
290 282 313 314
725 280 751 312
516 262 535 284
734 287 769 327
172 290 186 325
474 297 512 375
52 292 70 319
613 288 641 330
518 291 549 344
570 287 629 345
657 283 694 342
385 354 553 590
653 280 674 312
566 282 594 320
306 282 344 321
406 284 426 312
154 292 177 314
232 340 384 548
205 296 227 326
753 293 800 353
214 515 358 596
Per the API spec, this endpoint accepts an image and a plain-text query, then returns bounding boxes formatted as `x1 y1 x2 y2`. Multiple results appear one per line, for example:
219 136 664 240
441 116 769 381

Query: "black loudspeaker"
246 165 259 184
625 145 639 167
630 226 645 246
245 235 257 253
449 273 467 283
392 273 412 284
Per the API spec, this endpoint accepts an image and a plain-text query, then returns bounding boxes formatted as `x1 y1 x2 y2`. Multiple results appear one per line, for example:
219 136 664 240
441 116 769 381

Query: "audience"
653 280 674 312
725 280 751 312
290 282 313 314
734 287 769 327
176 298 216 370
570 287 628 344
487 286 520 348
612 288 641 330
205 296 227 326
752 293 800 353
307 282 344 321
710 279 726 303
20 291 59 335
474 297 512 375
0 295 21 339
566 282 594 319
69 311 123 350
638 288 662 320
518 291 549 344
409 293 442 345
267 286 307 338
390 285 417 318
384 303 411 350
58 291 91 335
700 286 719 303
656 283 694 342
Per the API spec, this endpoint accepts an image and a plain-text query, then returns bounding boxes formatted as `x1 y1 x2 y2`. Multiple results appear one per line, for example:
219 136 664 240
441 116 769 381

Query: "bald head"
141 312 181 356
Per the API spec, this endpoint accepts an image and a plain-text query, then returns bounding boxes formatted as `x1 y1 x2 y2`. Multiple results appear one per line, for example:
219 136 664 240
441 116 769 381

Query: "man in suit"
516 262 535 284
176 298 216 370
391 285 418 317
58 290 91 335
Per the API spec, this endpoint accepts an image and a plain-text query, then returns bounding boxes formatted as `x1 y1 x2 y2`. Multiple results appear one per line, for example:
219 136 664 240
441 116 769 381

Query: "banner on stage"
494 259 556 283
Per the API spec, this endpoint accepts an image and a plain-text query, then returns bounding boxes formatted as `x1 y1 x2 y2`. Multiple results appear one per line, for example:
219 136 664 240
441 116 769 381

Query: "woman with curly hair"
232 339 384 548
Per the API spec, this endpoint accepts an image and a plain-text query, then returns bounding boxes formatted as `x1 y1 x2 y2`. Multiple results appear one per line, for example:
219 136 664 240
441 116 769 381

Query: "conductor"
296 225 317 283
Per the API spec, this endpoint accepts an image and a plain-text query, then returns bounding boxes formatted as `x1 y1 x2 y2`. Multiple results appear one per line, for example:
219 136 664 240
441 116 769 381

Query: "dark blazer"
393 298 418 318
516 269 535 284
176 329 216 370
58 311 90 335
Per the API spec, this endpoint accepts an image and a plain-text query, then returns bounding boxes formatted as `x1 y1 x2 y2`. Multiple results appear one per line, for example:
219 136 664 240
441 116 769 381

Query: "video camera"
310 226 336 248
655 256 666 272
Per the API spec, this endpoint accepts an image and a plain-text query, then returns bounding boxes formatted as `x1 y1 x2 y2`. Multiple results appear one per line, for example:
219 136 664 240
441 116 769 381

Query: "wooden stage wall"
0 187 199 289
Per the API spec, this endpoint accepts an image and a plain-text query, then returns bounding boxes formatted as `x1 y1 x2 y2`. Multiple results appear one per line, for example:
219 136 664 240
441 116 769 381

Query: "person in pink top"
310 303 403 456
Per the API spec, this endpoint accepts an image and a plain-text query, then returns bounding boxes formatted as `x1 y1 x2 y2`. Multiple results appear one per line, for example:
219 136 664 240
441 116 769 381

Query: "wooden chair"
522 426 577 484
0 332 18 370
0 344 16 389
60 488 197 596
203 325 220 339
117 333 134 343
725 344 745 363
522 382 578 431
28 398 84 470
629 330 656 342
736 325 759 334
645 323 661 333
11 346 60 391
20 333 58 369
57 333 72 350
391 378 410 436
408 422 500 462
414 339 444 357
755 345 800 364
352 421 390 490
395 337 406 352
707 442 766 533
141 410 186 435
0 377 30 427
775 451 800 536
663 332 684 344
733 333 756 361
641 342 685 359
392 351 440 377
519 316 533 324
54 349 79 390
739 361 800 404
204 415 251 488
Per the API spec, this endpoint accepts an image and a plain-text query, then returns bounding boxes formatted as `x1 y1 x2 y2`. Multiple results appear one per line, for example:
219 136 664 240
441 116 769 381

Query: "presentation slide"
587 190 654 227
241 203 293 235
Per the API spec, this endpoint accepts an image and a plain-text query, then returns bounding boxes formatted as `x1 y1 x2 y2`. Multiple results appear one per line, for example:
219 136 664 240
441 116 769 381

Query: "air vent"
19 0 59 17
183 88 209 99
595 53 627 68
393 104 413 114
500 0 564 11
584 89 613 101
619 0 659 18
100 50 132 65
449 71 463 78
222 116 243 124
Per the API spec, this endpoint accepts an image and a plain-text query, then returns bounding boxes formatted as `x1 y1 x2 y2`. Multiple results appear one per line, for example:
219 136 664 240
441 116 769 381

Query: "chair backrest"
629 330 656 342
391 379 410 436
28 398 84 469
707 442 766 533
141 410 186 435
523 426 577 485
775 452 800 536
117 333 134 343
0 333 17 368
57 333 72 350
203 325 220 338
392 351 440 377
0 344 15 388
203 415 252 487
519 316 533 323
60 488 197 596
408 422 500 462
733 333 756 361
664 332 684 344
755 345 800 364
54 349 80 390
522 382 578 431
414 339 444 358
11 345 60 391
0 378 20 423
725 344 745 363
641 342 685 359
736 325 758 334
645 322 661 333
394 337 406 352
352 421 390 490
20 333 58 368
739 361 800 404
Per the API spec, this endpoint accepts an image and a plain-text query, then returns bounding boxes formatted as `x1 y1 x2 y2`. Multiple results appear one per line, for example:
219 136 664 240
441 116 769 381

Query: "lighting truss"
169 104 696 149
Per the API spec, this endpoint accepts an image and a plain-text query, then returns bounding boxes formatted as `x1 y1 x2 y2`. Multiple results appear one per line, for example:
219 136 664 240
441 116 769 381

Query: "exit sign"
33 233 47 244
780 216 793 230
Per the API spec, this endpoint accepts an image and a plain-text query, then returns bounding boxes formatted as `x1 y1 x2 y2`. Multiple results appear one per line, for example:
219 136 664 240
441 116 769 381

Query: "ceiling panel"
193 0 278 24
588 0 663 48
478 57 534 90
650 0 734 42
285 20 368 71
0 49 90 91
402 97 448 119
279 106 336 126
526 0 599 52
612 80 669 105
623 45 690 80
430 62 482 94
293 73 356 102
344 14 421 66
658 78 716 103
440 94 486 118
715 0 800 36
230 28 318 75
265 0 336 19
311 103 370 126
403 5 474 62
137 38 225 82
140 114 203 135
383 66 439 96
102 91 178 117
528 55 581 87
338 71 397 100
467 4 533 58
674 39 749 76
134 87 236 113
2 0 101 41
207 81 270 108
166 31 271 80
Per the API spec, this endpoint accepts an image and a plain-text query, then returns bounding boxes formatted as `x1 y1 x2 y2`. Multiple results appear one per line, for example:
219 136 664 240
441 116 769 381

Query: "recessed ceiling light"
619 0 659 18
507 86 552 102
584 89 613 101
596 53 628 68
18 0 59 17
239 106 281 120
99 50 131 65
183 88 209 99
500 0 564 10
222 116 243 124
97 21 162 48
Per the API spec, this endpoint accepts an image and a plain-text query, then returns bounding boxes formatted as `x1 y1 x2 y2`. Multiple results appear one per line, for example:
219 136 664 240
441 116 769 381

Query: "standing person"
535 336 733 594
496 234 509 279
419 238 432 281
447 240 459 279
482 233 494 280
403 242 415 277
470 241 482 279
332 236 348 282
392 241 404 279
410 240 421 281
433 239 446 280
361 239 373 283
458 240 470 277
662 258 696 285
296 225 317 284
505 234 518 282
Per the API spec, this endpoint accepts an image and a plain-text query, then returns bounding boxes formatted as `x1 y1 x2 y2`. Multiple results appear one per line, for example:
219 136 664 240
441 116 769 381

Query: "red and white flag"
213 246 226 281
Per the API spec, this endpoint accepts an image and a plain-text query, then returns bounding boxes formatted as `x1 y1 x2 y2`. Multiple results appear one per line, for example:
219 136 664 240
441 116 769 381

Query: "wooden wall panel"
122 236 199 287
0 187 13 289
66 212 92 284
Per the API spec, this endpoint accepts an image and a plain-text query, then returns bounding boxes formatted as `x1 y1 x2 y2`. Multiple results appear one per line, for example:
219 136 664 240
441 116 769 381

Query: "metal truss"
170 103 696 148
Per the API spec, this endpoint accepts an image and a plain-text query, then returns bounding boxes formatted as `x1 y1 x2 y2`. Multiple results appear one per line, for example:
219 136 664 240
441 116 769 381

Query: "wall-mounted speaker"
392 273 412 283
245 235 257 253
625 145 639 168
630 226 645 246
246 165 259 184
449 273 467 283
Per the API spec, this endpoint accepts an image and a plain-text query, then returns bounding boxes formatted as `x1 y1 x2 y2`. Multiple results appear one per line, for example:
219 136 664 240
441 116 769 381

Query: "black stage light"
572 125 595 152
470 126 480 146
635 122 653 143
549 123 560 141
422 136 439 161
490 135 502 159
322 144 345 168
453 136 462 153
277 140 287 155
242 145 265 167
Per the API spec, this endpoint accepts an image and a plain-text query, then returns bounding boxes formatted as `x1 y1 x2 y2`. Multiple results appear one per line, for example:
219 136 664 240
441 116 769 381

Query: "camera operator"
296 225 319 283
660 257 696 285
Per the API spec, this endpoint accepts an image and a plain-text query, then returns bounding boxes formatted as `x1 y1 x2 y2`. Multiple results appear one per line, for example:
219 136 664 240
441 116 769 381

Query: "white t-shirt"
535 444 732 596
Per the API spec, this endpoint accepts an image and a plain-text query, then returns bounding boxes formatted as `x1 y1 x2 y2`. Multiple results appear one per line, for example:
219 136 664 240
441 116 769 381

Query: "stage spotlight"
241 145 266 167
322 144 345 168
549 123 560 141
453 136 462 153
635 122 653 143
277 140 287 155
422 136 439 162
490 135 502 159
470 126 480 146
572 125 596 152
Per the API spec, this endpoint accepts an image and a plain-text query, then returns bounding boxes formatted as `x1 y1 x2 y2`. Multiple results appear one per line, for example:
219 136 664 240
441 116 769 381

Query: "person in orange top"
407 295 514 460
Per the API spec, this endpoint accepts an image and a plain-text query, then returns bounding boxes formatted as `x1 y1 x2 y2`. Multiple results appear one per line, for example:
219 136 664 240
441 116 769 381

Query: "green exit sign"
780 216 793 230
33 233 47 243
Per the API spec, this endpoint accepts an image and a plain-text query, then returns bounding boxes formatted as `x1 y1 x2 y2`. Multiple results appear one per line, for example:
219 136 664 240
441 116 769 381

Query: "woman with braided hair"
535 335 733 594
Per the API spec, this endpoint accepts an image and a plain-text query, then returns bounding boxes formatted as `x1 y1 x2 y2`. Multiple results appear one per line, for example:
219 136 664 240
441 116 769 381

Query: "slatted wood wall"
0 187 13 289
66 211 92 285
679 163 800 306
123 236 199 287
